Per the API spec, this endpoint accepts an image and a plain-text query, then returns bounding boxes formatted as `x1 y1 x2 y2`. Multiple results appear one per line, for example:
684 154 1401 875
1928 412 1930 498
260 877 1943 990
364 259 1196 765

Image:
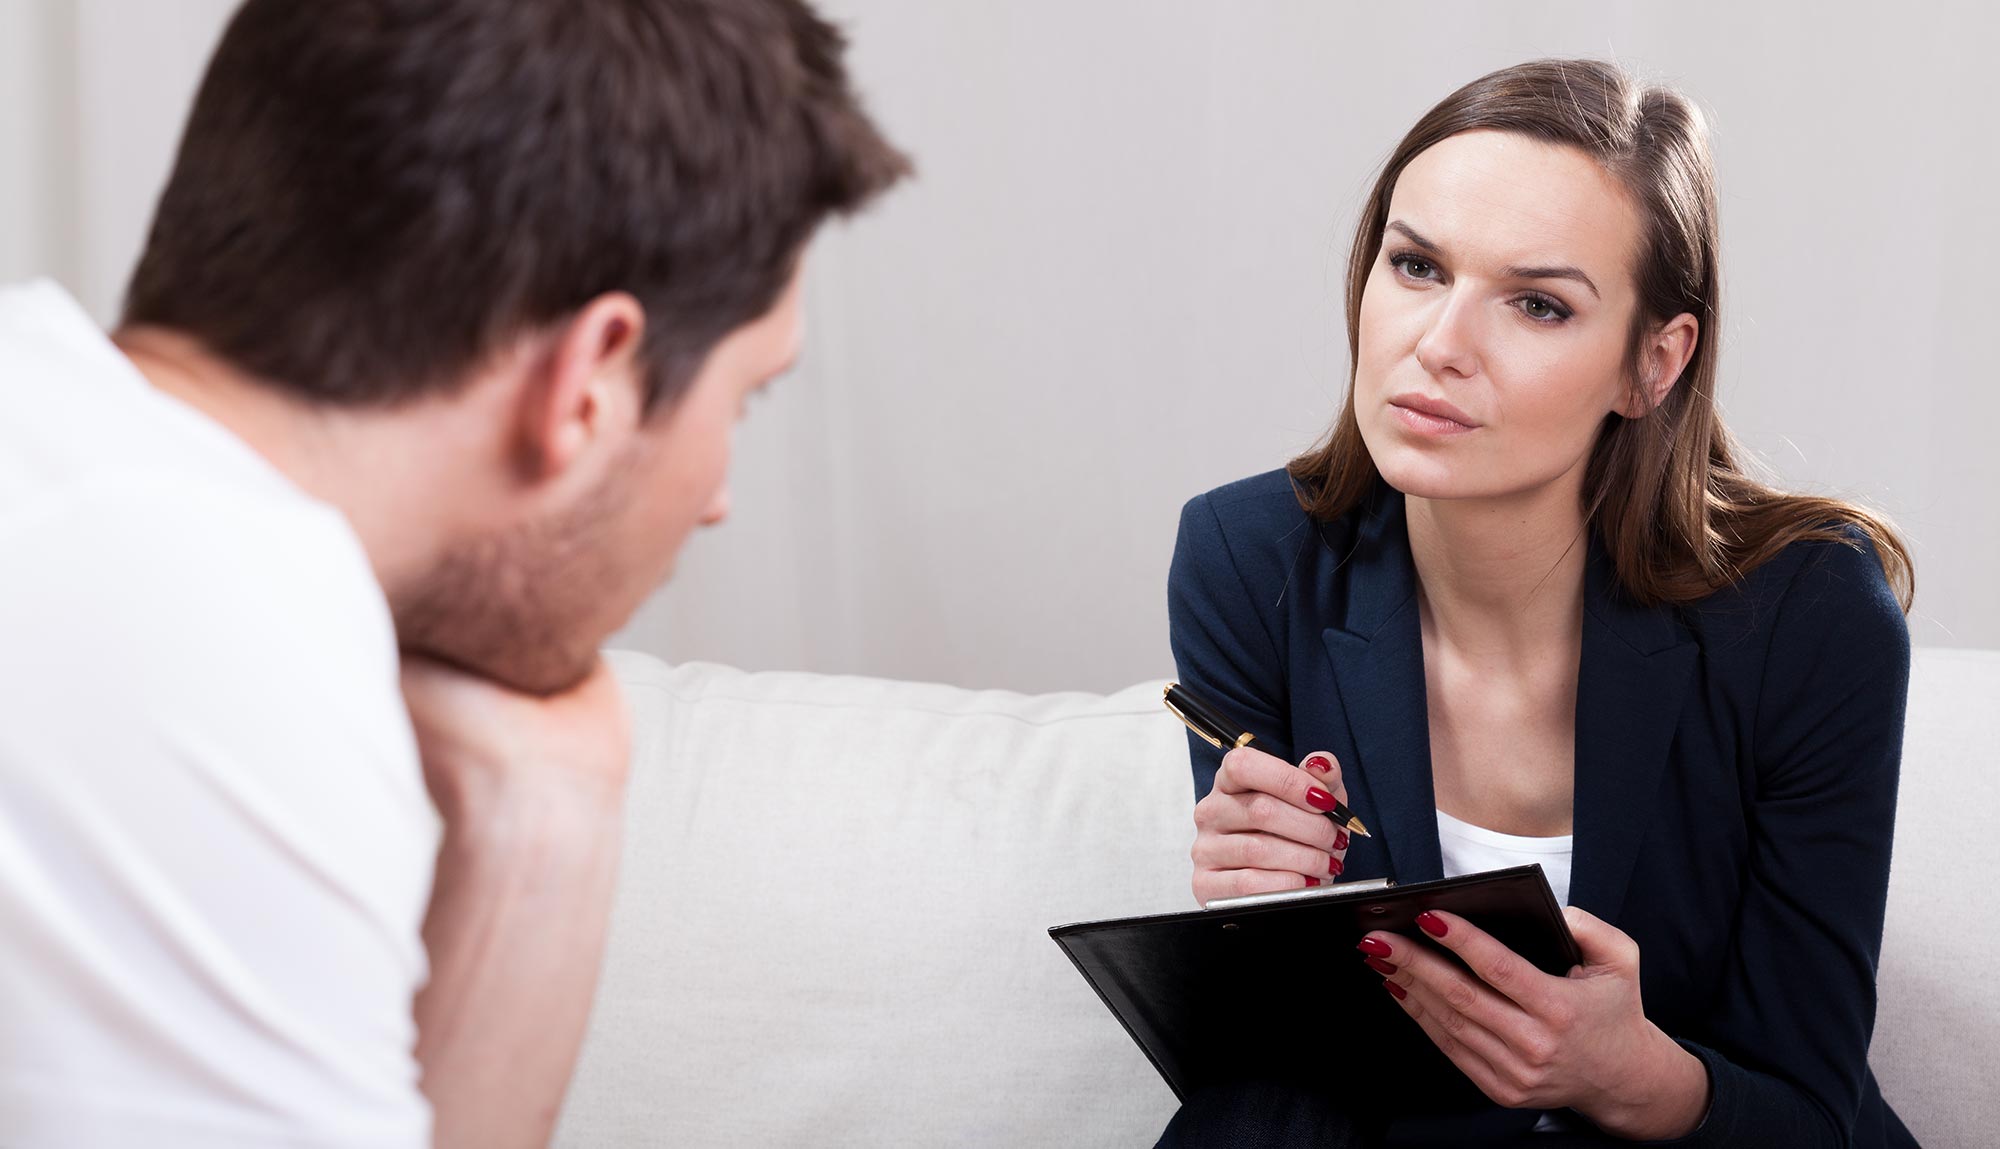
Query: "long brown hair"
1289 59 1913 611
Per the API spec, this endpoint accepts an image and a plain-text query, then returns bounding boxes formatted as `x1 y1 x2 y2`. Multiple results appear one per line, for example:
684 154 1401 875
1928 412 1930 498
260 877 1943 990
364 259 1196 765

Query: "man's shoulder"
0 464 435 945
0 475 410 788
0 470 436 1146
0 280 314 529
3 473 386 647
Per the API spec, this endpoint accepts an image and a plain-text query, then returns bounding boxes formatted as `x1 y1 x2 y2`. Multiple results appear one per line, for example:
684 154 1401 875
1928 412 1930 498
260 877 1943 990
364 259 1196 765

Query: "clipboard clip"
1204 877 1397 911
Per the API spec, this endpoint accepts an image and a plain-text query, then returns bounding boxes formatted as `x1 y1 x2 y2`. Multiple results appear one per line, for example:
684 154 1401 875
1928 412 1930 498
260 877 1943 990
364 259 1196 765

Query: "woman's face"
1354 129 1649 504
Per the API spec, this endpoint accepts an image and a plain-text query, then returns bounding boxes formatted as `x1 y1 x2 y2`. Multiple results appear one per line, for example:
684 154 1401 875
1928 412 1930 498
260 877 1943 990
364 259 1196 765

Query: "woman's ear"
516 292 648 482
1618 312 1699 418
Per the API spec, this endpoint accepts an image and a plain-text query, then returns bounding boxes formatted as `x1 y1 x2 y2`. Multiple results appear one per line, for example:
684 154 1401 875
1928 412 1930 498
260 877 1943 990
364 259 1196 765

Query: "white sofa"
553 648 1997 1148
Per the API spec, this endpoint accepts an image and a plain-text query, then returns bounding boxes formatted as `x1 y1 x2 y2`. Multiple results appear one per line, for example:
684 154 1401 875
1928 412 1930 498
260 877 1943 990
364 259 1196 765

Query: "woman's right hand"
1190 746 1353 905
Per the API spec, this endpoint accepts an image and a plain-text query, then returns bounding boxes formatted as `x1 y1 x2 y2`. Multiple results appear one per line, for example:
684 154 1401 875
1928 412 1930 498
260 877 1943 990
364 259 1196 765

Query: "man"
0 1 906 1145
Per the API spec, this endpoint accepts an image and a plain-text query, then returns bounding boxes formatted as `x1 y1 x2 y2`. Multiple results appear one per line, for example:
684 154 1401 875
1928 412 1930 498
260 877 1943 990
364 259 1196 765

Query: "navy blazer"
1167 470 1915 1147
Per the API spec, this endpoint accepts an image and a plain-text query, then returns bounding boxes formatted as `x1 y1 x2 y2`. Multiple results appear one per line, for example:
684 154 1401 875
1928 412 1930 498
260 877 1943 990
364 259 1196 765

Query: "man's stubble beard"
391 458 639 697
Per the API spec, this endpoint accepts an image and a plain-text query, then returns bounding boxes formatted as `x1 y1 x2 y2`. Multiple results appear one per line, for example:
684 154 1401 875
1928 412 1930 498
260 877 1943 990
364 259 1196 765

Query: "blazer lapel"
1567 542 1698 924
1317 488 1698 913
1321 489 1444 886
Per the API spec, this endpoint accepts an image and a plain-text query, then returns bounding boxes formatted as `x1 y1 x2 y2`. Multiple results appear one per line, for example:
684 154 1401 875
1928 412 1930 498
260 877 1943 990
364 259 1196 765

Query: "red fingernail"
1304 755 1332 774
1383 980 1408 1001
1334 830 1349 851
1304 876 1322 887
1363 955 1398 977
1416 911 1448 938
1356 937 1393 959
1328 856 1344 877
1306 787 1336 812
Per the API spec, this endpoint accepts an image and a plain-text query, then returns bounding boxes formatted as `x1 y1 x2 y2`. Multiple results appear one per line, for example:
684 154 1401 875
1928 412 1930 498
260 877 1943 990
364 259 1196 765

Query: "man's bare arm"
402 657 632 1149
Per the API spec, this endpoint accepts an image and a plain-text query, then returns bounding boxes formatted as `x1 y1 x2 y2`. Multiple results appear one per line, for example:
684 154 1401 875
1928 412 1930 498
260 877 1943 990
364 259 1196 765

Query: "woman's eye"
1518 295 1570 323
1390 254 1437 281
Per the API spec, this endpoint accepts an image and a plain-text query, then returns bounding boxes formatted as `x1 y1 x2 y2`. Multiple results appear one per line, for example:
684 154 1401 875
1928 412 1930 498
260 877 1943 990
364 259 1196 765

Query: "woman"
1164 60 1916 1147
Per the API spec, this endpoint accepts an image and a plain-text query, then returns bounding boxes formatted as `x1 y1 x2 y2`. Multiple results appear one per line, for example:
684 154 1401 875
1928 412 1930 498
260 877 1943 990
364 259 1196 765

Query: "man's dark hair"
124 0 908 410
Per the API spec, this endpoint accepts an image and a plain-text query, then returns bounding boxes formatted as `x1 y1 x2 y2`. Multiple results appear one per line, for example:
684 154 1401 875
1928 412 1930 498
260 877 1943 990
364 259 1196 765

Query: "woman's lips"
1390 401 1479 436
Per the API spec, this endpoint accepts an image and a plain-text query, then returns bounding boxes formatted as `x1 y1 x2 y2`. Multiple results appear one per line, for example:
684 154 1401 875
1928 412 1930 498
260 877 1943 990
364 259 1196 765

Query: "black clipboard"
1048 865 1579 1114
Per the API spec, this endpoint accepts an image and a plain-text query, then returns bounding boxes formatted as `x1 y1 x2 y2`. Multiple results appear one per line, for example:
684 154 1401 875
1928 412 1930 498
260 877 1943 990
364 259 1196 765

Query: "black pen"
1163 681 1372 838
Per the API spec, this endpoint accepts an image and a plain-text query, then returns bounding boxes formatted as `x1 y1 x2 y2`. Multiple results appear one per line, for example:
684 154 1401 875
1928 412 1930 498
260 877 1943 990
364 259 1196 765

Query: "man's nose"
698 487 731 526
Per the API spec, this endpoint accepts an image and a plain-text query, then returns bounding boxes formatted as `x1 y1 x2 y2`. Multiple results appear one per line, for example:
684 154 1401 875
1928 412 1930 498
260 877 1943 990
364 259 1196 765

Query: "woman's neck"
1404 480 1590 662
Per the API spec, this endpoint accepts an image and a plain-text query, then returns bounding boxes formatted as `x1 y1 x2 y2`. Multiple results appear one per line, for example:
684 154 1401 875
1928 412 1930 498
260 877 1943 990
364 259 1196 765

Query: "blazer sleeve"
1166 492 1295 800
1657 537 1911 1147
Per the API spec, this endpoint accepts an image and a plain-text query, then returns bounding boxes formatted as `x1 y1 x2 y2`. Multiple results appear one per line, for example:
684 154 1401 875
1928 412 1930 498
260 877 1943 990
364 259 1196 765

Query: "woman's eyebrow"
1385 219 1600 300
1500 262 1600 300
1386 219 1443 254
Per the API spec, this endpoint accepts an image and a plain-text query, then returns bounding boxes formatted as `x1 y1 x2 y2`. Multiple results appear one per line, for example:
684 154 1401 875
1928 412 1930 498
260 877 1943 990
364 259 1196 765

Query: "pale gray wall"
0 0 75 288
627 0 2000 691
5 0 1994 693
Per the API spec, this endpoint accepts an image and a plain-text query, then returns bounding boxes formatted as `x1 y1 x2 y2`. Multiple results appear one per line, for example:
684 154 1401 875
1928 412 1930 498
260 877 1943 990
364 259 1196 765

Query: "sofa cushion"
556 654 1190 1147
1870 647 1998 1147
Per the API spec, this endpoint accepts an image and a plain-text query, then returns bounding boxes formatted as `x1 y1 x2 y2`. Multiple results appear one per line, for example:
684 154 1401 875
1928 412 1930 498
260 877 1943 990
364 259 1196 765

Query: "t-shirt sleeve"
0 480 438 1147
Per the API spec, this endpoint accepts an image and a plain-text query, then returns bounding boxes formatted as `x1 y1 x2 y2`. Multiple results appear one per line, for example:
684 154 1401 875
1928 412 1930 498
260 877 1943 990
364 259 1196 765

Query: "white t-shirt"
1435 807 1574 909
0 281 439 1147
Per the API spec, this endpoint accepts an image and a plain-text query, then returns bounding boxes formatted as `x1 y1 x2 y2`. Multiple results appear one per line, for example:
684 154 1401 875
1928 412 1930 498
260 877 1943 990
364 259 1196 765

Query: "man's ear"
517 292 648 481
1618 312 1699 418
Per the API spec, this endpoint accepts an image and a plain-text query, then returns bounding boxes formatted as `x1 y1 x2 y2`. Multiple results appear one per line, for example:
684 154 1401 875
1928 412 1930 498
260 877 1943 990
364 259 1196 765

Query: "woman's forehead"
1387 129 1642 287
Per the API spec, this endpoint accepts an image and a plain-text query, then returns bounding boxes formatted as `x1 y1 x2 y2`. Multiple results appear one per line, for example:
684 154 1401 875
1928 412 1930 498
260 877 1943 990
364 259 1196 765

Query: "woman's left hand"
1361 907 1711 1140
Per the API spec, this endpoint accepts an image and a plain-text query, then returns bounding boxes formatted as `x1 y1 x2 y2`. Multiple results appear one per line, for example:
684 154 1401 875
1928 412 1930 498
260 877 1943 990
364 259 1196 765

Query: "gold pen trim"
1163 686 1258 752
1162 690 1223 750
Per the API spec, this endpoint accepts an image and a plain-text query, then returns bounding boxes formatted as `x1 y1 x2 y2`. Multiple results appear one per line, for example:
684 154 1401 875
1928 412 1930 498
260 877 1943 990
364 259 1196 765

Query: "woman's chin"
1377 455 1578 508
1371 449 1479 502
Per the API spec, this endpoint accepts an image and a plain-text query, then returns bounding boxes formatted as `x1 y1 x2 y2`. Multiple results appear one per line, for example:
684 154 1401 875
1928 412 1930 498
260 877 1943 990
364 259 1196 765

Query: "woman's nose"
1413 291 1480 380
